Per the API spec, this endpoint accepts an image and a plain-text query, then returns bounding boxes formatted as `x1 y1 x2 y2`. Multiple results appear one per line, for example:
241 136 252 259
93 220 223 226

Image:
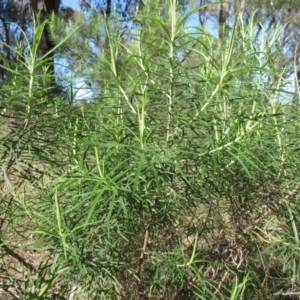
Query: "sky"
60 1 94 100
62 0 80 10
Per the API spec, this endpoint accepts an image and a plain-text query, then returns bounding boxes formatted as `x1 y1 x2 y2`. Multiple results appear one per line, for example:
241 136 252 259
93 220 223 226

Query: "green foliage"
1 1 300 299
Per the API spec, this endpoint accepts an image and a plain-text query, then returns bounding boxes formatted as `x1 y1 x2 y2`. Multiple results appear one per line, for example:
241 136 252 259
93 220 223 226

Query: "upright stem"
166 0 177 143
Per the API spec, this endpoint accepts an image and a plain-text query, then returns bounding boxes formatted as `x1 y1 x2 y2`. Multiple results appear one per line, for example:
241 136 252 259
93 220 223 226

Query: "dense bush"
1 3 300 299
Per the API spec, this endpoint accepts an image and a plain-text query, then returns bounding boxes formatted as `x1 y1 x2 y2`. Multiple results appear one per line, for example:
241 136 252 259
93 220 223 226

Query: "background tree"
31 0 61 83
0 0 31 80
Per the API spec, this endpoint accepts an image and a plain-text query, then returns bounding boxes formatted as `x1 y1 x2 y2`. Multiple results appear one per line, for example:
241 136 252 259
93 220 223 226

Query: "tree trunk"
31 0 60 78
218 1 230 39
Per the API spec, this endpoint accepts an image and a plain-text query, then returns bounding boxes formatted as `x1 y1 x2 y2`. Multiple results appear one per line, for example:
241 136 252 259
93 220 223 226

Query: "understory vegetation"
1 2 300 299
